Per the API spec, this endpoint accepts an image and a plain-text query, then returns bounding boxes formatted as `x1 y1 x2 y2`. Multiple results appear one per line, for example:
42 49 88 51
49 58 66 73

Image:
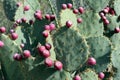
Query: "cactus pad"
77 11 103 37
80 69 98 80
52 27 89 71
86 36 112 72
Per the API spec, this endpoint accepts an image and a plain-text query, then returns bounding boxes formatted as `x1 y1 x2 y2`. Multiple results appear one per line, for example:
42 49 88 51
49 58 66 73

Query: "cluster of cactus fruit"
1 0 120 80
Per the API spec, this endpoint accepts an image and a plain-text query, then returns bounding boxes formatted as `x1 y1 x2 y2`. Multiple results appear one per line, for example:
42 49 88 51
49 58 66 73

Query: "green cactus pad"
106 15 119 31
15 0 40 23
46 70 72 80
86 36 112 72
52 27 89 71
3 0 18 21
77 11 103 37
86 0 110 12
111 48 120 80
110 33 120 49
80 69 98 80
114 0 120 15
60 9 77 28
0 34 25 80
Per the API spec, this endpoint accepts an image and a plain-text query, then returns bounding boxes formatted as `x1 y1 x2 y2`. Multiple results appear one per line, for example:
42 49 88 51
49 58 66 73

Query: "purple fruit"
87 57 96 65
54 61 63 70
109 8 115 15
73 9 79 14
21 17 27 23
45 43 51 50
103 7 110 13
42 50 50 58
13 53 23 61
42 30 49 38
44 25 50 30
34 12 42 20
62 4 67 9
13 23 18 28
49 23 56 31
78 7 84 14
114 27 120 33
104 19 109 25
20 43 24 48
77 18 82 23
66 20 72 28
16 19 22 24
101 16 107 20
0 41 4 48
44 58 53 67
10 33 18 40
35 10 42 14
73 75 81 80
38 45 46 54
99 12 105 17
50 15 55 21
67 3 72 9
0 27 6 33
29 20 34 25
98 72 105 79
23 50 31 58
10 29 15 33
45 14 50 20
16 2 21 7
24 5 30 11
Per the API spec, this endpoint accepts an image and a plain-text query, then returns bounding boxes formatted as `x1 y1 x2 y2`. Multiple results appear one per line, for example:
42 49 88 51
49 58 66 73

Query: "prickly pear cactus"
0 0 120 80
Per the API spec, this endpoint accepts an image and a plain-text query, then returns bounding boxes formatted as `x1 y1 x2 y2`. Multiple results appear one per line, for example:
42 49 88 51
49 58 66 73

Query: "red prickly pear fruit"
23 50 31 58
50 15 55 21
16 2 21 7
0 27 6 33
101 16 107 20
73 75 81 80
10 33 18 40
109 8 115 15
13 23 18 28
29 20 34 25
49 23 56 31
34 12 42 20
16 19 22 24
67 3 73 9
44 58 53 67
98 72 105 79
77 18 82 23
87 57 96 65
35 10 42 14
104 19 109 25
66 20 72 28
73 9 79 14
13 53 23 61
54 61 63 70
78 7 84 14
21 17 27 23
99 12 105 17
42 30 49 38
0 41 4 48
114 27 120 33
45 14 50 20
42 50 50 58
44 25 50 30
103 9 109 14
24 5 30 11
10 29 15 33
20 43 24 48
62 4 67 9
45 43 51 50
38 45 46 54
